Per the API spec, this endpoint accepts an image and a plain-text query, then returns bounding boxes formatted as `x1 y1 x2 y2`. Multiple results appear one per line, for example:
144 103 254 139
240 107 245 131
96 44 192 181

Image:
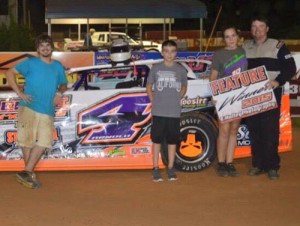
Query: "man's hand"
18 92 32 103
265 80 280 89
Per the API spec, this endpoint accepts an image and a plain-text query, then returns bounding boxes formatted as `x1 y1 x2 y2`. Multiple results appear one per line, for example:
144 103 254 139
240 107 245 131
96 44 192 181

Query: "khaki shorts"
17 106 54 149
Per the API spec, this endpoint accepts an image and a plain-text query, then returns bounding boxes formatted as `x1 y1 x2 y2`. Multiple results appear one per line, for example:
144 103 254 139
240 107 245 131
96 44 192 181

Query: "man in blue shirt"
5 34 68 188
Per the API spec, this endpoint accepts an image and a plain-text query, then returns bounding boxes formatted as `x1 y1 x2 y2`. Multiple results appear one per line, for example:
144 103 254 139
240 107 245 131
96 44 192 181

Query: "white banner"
209 66 278 123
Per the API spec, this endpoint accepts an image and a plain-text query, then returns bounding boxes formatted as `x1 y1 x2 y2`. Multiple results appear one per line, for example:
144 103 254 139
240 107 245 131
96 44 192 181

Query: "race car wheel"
161 113 217 172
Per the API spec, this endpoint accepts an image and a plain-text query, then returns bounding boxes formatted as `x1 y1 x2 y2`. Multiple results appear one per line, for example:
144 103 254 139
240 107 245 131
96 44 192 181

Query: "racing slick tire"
161 113 217 172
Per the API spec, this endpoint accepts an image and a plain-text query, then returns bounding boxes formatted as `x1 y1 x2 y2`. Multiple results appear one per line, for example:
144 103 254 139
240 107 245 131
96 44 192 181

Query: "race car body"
0 51 293 172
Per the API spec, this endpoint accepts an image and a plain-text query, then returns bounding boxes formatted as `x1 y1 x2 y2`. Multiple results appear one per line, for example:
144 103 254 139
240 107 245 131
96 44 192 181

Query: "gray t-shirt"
211 47 248 79
147 62 187 118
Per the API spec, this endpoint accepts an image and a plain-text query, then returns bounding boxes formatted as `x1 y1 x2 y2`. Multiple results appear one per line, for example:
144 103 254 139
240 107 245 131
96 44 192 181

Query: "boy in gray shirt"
146 40 187 182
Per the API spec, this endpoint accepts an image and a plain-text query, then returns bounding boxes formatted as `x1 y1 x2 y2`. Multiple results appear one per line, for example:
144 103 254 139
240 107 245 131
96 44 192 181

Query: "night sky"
203 0 300 38
28 0 46 34
28 0 300 39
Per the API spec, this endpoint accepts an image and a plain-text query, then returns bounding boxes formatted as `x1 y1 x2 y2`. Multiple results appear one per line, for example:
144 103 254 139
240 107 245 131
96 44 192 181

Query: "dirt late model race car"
0 57 292 172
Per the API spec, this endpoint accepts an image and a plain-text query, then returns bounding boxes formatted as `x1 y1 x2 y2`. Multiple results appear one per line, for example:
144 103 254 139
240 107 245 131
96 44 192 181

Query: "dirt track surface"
1 128 300 226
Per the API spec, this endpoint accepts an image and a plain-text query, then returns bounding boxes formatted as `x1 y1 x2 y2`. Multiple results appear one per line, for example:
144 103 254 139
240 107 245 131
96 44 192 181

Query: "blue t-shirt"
15 56 67 116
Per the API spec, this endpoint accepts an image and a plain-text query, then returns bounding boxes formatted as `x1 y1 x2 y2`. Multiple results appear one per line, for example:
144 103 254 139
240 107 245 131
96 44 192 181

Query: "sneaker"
267 170 279 180
226 163 239 177
167 168 178 181
16 171 39 189
30 172 41 188
216 162 229 177
152 168 163 182
247 167 264 176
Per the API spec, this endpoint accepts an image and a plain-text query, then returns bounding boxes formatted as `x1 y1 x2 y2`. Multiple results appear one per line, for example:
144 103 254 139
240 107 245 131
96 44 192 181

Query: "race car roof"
45 0 207 19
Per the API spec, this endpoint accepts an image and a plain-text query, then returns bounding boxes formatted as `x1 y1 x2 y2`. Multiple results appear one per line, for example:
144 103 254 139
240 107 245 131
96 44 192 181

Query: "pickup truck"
64 31 162 52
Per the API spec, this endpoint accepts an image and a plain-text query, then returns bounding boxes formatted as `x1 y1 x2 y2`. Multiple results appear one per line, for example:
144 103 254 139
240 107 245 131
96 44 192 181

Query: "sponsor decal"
179 132 203 157
107 147 126 157
0 98 19 124
0 127 61 160
4 130 17 145
236 124 251 146
4 128 61 146
95 53 111 64
130 146 150 155
0 95 71 124
181 96 209 108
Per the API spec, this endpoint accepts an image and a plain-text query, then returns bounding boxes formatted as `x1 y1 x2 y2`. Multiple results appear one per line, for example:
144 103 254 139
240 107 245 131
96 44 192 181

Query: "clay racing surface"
0 127 300 226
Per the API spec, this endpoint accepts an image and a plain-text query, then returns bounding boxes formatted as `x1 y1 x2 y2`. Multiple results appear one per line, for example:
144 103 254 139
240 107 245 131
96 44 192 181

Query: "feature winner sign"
210 66 278 122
